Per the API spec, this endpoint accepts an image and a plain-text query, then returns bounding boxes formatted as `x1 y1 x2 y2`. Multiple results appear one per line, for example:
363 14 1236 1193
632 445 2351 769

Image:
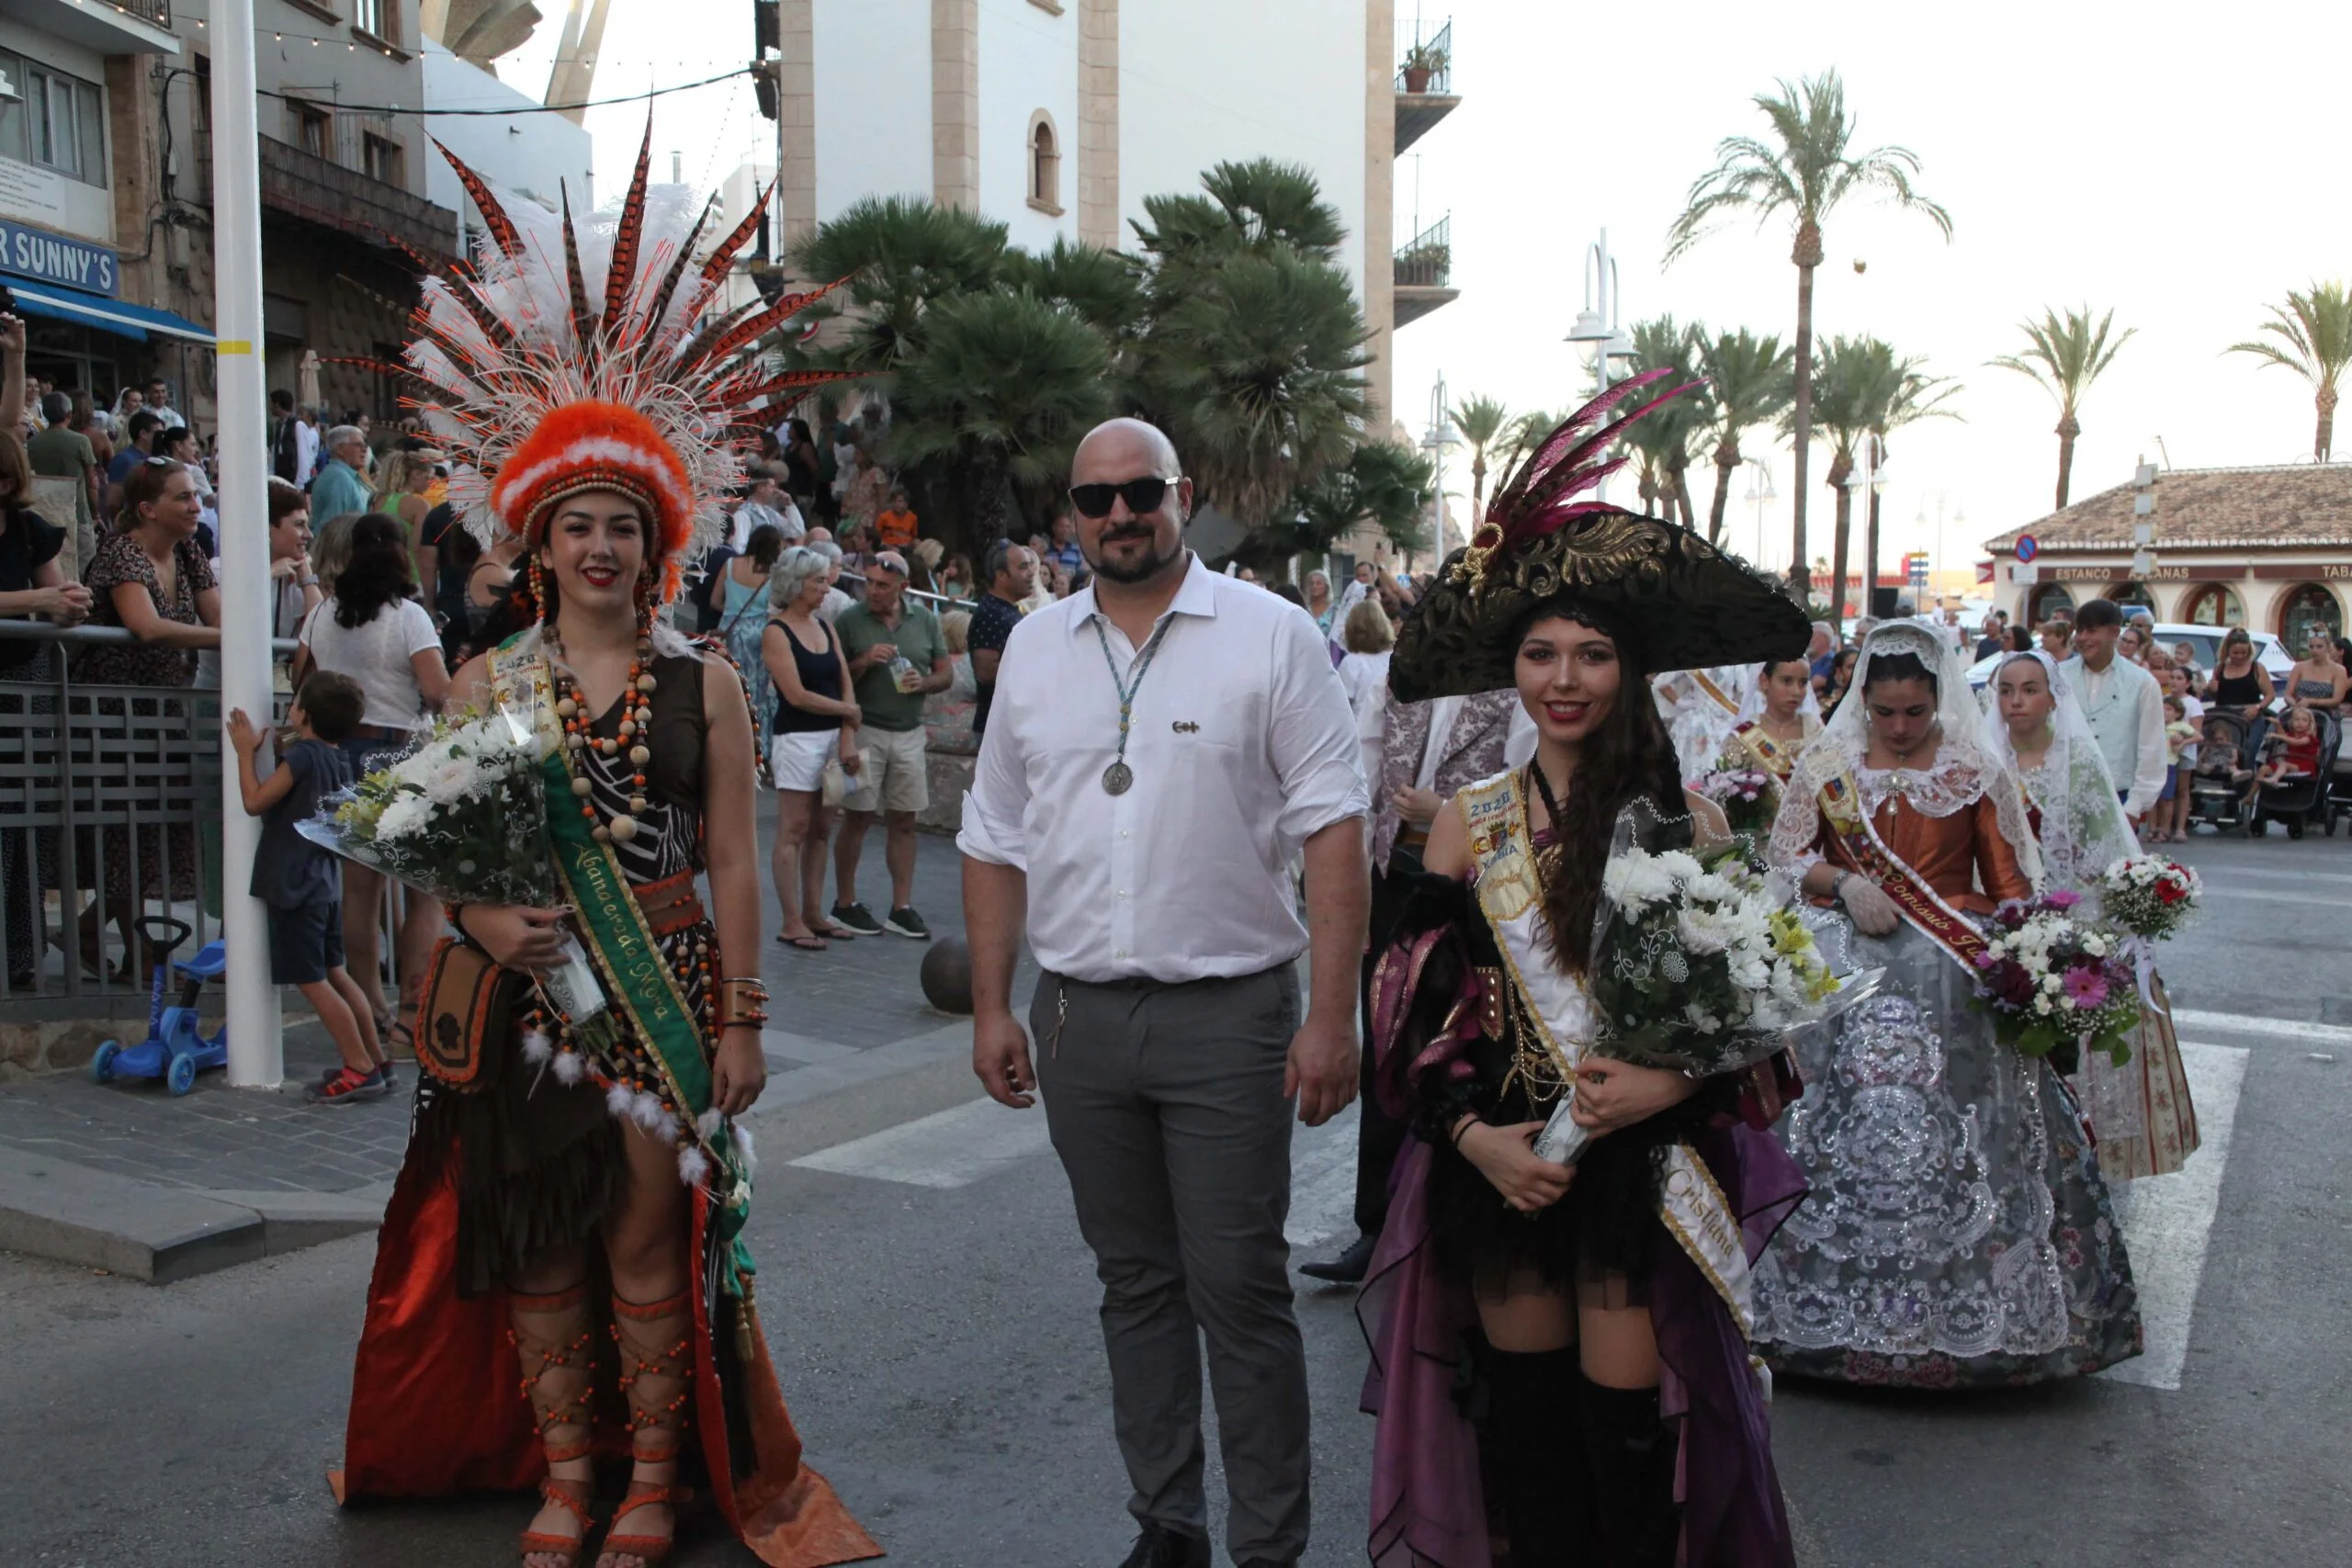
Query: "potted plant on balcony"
1396 239 1452 288
1401 41 1447 94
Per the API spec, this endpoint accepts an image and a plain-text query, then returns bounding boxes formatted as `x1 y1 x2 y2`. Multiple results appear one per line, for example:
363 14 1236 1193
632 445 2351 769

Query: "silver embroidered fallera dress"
1754 755 2145 1387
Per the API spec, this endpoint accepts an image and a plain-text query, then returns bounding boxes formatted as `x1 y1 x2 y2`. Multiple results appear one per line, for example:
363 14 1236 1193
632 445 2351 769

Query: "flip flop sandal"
775 933 829 952
808 921 856 942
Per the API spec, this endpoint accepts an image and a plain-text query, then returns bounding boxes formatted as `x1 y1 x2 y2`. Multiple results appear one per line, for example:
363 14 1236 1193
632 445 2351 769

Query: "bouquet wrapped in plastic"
297 708 611 1032
1534 807 1877 1165
1969 890 2138 1075
2098 853 2202 942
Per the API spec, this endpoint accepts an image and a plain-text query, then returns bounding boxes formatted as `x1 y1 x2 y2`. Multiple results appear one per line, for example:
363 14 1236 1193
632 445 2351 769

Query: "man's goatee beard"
1090 539 1182 585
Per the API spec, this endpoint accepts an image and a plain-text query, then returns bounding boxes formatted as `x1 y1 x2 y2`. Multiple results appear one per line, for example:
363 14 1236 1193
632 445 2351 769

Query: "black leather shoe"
1298 1231 1377 1284
1117 1521 1212 1568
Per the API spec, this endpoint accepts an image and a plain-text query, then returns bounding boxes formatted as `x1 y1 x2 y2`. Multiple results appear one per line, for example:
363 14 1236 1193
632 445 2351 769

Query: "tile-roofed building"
1982 463 2352 648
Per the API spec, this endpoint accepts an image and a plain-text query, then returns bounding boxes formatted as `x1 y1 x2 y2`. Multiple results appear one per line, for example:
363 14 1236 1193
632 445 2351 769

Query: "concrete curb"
0 1145 388 1284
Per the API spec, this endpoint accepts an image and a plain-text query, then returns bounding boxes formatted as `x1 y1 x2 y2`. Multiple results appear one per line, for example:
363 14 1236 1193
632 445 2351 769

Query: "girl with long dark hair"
1363 379 1811 1567
296 512 448 1074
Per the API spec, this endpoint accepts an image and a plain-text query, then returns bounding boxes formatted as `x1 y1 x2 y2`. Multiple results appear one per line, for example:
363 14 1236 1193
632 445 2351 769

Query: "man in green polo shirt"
831 549 950 938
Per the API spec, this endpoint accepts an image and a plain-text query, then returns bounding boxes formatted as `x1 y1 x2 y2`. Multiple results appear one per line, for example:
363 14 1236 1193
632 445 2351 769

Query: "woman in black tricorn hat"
1360 370 1811 1567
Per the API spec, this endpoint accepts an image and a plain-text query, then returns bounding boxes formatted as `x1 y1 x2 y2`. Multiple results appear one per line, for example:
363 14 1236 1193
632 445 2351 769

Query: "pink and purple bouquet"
1970 891 2138 1074
1690 767 1775 834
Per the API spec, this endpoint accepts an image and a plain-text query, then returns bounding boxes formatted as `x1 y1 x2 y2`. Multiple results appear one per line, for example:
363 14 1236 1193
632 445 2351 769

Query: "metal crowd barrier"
0 622 297 1023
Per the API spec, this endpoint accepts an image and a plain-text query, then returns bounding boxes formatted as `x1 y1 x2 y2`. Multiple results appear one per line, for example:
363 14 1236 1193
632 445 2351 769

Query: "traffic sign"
2015 535 2040 563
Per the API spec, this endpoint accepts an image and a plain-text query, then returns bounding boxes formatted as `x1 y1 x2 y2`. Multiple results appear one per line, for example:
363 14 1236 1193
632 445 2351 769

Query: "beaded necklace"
546 613 658 845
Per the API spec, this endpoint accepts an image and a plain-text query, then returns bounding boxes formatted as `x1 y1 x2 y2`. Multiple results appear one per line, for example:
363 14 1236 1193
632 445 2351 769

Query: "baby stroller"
2253 709 2343 839
2186 711 2257 836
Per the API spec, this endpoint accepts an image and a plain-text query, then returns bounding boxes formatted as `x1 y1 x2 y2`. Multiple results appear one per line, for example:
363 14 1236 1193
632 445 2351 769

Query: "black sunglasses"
1067 475 1177 520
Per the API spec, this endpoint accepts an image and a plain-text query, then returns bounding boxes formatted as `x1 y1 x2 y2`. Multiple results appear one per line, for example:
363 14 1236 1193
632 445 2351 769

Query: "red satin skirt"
332 1142 882 1566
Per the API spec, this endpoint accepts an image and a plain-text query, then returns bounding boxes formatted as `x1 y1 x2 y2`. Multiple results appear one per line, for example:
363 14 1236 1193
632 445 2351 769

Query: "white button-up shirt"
958 554 1370 984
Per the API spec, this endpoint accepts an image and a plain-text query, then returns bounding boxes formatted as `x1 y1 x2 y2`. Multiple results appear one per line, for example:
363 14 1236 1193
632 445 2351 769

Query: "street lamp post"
1419 371 1460 568
1564 229 1639 502
210 0 280 1087
1743 459 1777 573
1846 434 1889 615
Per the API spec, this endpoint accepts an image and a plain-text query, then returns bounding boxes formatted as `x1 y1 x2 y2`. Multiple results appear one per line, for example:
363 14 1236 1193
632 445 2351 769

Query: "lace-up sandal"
601 1289 695 1567
509 1282 600 1567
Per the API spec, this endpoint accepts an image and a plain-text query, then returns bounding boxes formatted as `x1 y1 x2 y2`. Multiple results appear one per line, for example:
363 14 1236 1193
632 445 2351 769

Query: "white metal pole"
210 0 282 1088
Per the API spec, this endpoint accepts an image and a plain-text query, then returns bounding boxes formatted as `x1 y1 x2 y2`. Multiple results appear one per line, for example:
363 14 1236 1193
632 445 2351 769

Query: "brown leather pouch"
417 936 526 1092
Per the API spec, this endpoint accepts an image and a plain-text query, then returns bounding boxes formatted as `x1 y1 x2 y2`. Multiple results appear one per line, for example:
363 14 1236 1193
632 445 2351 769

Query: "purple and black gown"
1357 857 1808 1568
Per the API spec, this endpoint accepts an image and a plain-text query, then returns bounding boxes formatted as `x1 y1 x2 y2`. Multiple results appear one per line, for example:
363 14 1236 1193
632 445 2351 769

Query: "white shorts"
769 728 840 794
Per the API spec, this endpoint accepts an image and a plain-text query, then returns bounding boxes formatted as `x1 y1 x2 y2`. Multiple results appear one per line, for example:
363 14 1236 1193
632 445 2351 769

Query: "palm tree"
1695 327 1794 544
788 195 1012 373
1665 70 1951 595
1785 335 1901 623
1495 407 1564 478
1238 439 1434 572
1989 306 2134 509
1134 165 1371 535
1447 394 1512 525
1865 361 1961 604
1625 317 1713 530
884 290 1118 550
2228 281 2352 461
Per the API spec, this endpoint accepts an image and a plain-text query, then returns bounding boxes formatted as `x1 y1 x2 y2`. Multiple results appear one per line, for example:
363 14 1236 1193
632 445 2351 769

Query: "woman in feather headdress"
332 133 879 1568
1362 371 1811 1568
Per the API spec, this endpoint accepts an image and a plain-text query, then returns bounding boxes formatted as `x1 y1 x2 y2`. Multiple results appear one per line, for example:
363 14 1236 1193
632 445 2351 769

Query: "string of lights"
245 65 752 118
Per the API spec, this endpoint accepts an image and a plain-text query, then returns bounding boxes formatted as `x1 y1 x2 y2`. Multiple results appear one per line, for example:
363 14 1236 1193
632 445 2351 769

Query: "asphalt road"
3 828 2347 1566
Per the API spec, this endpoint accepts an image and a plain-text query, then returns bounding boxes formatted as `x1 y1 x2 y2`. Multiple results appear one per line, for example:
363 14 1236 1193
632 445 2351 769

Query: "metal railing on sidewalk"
0 622 295 1024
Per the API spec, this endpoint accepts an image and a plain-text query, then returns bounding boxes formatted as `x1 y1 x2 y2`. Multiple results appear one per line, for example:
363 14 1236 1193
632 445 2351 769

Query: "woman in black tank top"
2205 628 2272 716
761 546 864 946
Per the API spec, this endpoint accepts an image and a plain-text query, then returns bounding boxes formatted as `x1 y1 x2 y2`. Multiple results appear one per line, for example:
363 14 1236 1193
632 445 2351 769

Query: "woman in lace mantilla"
1988 651 2199 1182
1754 622 2143 1388
1715 658 1823 822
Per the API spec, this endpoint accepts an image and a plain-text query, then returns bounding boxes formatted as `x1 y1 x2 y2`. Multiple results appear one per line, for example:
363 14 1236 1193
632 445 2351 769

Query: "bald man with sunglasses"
960 418 1369 1568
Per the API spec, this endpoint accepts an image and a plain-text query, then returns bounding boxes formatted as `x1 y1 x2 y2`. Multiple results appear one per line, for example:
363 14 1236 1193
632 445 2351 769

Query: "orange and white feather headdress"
377 127 853 604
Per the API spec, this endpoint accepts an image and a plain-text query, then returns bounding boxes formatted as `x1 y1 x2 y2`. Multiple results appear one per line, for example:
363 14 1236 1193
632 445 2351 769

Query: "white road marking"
2168 1010 2352 1045
2101 1041 2248 1393
1284 1103 1362 1250
2189 865 2352 887
2197 886 2346 909
790 1096 1054 1189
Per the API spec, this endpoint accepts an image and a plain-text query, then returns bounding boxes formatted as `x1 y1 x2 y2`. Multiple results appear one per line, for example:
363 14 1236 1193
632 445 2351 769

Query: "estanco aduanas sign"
0 217 118 298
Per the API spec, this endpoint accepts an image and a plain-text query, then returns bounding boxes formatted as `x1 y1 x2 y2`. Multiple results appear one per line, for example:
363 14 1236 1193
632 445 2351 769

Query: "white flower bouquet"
2098 853 2202 942
1970 892 2138 1074
1534 814 1872 1165
1689 767 1774 834
298 708 609 1026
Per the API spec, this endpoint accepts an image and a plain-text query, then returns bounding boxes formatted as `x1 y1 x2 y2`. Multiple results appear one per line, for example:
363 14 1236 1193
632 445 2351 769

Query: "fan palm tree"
787 195 1012 374
2228 281 2352 461
1238 440 1435 572
1865 360 1962 604
1989 306 2134 509
1134 164 1371 535
1665 70 1951 595
1447 394 1512 524
886 290 1118 551
1696 328 1795 544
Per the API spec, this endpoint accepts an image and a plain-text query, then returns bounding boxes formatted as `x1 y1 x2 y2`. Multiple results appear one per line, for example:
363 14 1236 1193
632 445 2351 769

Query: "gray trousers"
1032 964 1309 1564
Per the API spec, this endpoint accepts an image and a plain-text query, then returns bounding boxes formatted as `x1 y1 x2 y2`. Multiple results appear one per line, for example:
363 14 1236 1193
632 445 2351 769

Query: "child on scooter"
226 672 390 1104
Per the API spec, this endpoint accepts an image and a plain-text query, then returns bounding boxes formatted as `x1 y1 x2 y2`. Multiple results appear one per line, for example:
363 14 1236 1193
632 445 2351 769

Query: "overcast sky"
518 0 2346 576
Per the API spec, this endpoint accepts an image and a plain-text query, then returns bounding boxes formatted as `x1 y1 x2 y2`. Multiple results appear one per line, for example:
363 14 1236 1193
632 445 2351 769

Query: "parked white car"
1965 623 2293 691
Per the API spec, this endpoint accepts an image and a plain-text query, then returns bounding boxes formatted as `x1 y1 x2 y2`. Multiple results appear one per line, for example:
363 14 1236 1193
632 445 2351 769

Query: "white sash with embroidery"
1456 768 1757 1337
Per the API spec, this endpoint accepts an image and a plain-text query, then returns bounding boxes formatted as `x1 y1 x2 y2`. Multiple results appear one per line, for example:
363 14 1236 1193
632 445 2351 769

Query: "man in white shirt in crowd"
962 417 1368 1568
729 466 804 551
2061 596 2167 826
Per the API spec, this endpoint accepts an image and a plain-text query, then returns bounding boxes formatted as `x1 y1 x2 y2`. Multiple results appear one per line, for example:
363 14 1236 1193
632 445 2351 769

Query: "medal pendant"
1102 760 1134 796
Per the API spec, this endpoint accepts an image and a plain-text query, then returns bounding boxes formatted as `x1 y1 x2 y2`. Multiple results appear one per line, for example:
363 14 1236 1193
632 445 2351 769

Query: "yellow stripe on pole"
217 339 254 355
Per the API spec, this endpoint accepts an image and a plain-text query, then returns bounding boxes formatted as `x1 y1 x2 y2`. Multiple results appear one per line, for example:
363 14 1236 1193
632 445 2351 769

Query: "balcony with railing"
196 117 458 265
25 0 177 53
1395 17 1459 153
1393 214 1458 328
